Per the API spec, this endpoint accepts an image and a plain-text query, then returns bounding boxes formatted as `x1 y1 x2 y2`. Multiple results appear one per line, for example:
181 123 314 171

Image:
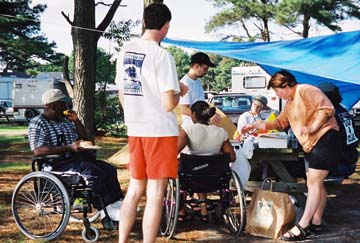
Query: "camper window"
243 76 266 89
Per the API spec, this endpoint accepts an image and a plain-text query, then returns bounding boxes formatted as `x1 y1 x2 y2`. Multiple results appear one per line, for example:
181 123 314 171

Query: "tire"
11 172 71 241
82 226 99 242
223 171 247 235
24 109 37 120
160 178 179 238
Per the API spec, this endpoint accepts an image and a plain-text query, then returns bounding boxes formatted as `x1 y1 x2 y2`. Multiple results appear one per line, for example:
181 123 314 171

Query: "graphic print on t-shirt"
123 52 145 96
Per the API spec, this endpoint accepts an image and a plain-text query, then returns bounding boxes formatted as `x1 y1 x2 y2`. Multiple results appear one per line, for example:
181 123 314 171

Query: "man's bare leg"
142 178 168 243
119 177 146 243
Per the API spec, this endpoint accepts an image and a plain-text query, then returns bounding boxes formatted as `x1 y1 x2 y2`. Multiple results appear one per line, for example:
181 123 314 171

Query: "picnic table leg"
269 160 307 208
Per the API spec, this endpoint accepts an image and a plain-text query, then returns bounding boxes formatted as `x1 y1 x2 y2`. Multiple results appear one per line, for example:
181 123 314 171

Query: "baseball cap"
190 52 216 67
253 95 268 107
42 89 67 105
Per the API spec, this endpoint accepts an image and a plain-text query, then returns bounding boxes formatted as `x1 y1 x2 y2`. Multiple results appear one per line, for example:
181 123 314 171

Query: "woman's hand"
209 112 221 126
241 124 256 134
300 126 315 136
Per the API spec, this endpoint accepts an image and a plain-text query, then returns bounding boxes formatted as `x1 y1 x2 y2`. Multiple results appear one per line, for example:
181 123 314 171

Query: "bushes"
95 94 127 137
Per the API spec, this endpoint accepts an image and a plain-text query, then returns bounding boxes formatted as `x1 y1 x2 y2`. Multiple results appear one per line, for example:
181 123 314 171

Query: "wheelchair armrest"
32 155 62 171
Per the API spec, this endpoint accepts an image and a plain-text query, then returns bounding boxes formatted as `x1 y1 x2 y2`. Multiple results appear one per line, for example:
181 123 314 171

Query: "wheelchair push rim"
11 171 71 241
223 170 247 235
160 178 179 238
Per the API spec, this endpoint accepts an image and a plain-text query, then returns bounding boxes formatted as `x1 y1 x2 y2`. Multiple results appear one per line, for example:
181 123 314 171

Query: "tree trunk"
302 14 310 38
69 0 121 139
72 0 97 139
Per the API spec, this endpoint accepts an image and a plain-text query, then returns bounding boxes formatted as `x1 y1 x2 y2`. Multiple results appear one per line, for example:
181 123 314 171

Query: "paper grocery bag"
245 188 296 239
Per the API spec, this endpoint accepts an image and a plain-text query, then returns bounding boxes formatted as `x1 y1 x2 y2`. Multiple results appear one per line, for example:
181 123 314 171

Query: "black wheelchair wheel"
11 172 71 241
223 171 247 235
160 178 179 238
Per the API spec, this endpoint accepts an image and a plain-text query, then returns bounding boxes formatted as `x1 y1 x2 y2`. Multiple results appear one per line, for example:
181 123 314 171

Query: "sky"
31 0 360 55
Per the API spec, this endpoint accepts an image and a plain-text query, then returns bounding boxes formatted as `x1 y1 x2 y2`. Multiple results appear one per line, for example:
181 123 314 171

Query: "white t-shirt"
179 75 205 125
181 123 228 155
115 38 180 137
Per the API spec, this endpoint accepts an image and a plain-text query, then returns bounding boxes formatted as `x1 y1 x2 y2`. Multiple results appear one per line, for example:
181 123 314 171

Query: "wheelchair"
11 155 114 242
160 153 247 238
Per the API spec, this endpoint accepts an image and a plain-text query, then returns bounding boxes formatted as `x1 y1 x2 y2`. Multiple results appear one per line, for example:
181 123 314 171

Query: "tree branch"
283 24 303 37
96 0 122 40
240 19 252 39
61 11 73 25
95 1 126 7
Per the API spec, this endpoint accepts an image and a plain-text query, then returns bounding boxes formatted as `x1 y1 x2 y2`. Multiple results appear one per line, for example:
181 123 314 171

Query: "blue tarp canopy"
163 30 360 109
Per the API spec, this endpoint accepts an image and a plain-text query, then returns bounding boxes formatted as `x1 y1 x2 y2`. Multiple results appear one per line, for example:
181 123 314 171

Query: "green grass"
0 135 30 153
0 162 30 172
0 122 27 132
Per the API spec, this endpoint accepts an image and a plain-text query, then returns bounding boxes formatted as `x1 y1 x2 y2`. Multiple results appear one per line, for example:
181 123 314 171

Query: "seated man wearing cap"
237 95 272 141
28 89 124 229
179 52 218 125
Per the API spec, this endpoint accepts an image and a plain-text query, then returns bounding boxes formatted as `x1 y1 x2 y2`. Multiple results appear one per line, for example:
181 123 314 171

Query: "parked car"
204 90 218 101
208 93 253 125
0 100 13 117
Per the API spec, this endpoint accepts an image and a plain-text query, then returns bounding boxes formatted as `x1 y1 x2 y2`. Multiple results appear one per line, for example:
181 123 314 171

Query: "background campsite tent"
163 30 360 110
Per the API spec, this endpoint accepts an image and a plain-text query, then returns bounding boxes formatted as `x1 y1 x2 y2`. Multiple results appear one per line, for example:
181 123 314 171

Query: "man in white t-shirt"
179 52 216 125
115 4 187 243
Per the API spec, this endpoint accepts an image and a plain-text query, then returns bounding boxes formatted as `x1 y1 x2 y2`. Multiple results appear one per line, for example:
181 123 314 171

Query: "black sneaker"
101 216 118 230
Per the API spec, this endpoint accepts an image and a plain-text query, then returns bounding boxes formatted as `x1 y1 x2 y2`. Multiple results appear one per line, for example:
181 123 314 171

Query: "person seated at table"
28 89 124 229
178 100 236 222
237 95 274 141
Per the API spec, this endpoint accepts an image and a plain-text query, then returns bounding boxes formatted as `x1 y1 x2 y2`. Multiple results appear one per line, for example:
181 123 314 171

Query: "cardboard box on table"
258 132 288 149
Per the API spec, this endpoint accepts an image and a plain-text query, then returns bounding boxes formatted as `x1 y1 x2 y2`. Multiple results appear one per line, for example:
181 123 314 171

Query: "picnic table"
231 141 308 207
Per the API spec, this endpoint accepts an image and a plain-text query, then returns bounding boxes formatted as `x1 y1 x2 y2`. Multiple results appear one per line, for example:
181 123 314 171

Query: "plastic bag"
242 136 254 159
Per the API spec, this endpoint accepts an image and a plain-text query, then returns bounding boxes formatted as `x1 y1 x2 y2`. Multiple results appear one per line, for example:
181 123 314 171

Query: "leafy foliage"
206 0 277 41
167 46 190 79
0 0 57 72
95 96 127 137
103 19 140 52
276 0 360 37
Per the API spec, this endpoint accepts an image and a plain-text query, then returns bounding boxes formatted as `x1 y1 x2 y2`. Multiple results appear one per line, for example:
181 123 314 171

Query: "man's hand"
70 140 86 152
179 82 188 97
63 110 78 122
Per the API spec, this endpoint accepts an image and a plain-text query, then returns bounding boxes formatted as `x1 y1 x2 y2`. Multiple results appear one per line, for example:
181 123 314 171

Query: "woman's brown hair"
267 70 297 90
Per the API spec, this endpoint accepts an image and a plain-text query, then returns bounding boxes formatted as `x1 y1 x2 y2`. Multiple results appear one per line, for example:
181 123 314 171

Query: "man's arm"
179 104 191 116
161 82 188 112
33 141 83 157
65 110 88 140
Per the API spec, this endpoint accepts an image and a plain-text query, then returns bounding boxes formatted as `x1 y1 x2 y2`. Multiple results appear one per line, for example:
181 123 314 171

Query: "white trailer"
231 65 284 111
12 78 68 121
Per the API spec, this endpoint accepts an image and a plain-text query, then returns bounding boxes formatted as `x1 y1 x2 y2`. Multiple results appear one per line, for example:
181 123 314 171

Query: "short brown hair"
268 70 297 90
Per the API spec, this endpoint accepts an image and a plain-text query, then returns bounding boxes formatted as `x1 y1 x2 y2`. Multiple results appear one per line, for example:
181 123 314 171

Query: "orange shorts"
128 136 178 179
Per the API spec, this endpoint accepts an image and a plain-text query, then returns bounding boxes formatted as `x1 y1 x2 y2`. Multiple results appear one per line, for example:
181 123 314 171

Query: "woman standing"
241 70 340 241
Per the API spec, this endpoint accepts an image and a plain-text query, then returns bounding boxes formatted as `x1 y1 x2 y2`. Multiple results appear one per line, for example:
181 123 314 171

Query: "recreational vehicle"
231 65 285 111
12 78 69 121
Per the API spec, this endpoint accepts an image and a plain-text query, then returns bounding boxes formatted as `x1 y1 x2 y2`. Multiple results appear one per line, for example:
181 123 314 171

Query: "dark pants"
52 155 124 209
